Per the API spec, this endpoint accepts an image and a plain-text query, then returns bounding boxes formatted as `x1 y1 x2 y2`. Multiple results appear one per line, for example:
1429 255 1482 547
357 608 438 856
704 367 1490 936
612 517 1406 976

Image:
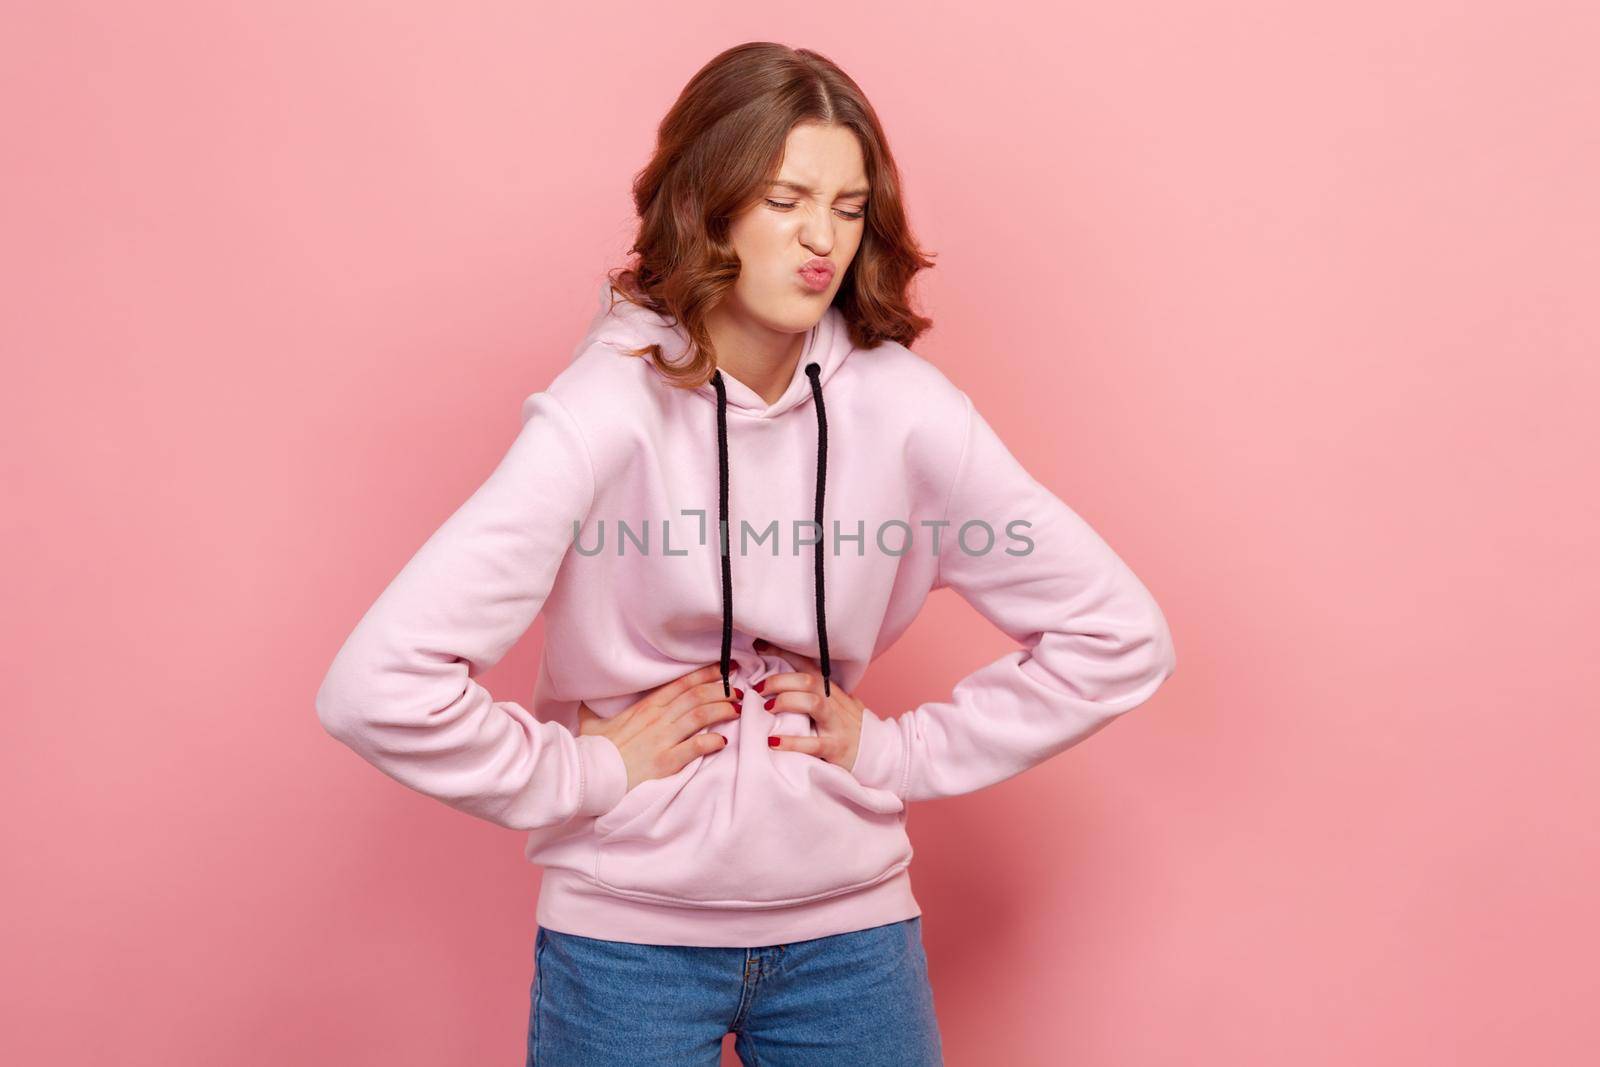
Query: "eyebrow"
770 179 871 199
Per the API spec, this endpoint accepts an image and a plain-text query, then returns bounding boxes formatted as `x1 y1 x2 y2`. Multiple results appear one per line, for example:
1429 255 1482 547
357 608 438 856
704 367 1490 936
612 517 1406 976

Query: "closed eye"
765 198 865 221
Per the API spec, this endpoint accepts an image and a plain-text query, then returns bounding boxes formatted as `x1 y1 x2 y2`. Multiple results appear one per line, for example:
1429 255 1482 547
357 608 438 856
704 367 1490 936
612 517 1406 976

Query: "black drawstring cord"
712 370 733 699
711 362 832 702
805 362 832 697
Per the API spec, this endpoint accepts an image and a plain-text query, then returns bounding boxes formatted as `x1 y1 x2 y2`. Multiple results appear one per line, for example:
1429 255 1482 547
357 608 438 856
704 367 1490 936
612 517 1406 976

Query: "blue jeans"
526 916 944 1065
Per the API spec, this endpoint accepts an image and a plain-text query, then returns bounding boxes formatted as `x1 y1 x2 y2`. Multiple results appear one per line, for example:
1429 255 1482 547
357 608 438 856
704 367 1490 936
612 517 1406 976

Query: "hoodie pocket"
590 716 913 908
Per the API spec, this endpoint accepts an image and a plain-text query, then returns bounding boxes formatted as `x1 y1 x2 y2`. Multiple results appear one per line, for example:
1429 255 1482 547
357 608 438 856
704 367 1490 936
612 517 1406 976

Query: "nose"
799 217 835 257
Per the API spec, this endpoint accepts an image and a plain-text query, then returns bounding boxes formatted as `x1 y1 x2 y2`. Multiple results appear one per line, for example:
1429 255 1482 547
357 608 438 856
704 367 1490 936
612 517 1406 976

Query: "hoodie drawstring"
712 362 833 702
805 363 833 698
711 370 735 699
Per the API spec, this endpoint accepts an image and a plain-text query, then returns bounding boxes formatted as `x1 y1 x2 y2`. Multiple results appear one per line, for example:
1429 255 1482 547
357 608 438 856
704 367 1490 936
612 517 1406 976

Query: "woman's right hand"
577 664 744 793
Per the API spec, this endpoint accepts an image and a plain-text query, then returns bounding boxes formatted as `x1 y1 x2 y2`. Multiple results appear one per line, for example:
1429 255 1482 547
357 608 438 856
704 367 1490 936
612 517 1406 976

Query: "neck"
705 303 806 405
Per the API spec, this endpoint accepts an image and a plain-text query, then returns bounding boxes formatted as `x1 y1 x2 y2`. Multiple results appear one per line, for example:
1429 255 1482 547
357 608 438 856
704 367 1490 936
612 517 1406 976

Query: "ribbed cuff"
850 707 906 797
575 734 629 817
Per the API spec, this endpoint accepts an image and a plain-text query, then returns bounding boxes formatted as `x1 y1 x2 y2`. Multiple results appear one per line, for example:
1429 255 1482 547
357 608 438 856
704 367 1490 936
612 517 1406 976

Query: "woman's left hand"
752 637 865 772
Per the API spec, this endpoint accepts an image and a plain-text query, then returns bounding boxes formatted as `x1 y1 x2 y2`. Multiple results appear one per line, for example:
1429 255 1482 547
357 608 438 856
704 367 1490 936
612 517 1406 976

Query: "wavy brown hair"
605 42 937 388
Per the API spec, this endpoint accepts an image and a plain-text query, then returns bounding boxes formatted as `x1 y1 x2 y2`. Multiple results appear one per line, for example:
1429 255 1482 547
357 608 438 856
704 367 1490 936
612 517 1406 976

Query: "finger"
756 670 830 722
667 729 730 771
761 688 827 720
755 670 823 698
767 732 826 757
663 680 746 723
641 664 724 712
665 696 742 744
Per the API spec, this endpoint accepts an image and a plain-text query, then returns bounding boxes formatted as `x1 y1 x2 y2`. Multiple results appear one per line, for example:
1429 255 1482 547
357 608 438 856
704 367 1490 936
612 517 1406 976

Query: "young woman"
316 42 1177 1067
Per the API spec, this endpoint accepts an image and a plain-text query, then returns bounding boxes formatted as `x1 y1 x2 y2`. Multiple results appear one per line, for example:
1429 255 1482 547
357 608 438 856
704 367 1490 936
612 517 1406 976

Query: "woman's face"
722 122 870 335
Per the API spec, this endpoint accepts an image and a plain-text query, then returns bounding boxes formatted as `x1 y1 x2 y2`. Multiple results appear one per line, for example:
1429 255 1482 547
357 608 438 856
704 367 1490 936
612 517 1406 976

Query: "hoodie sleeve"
313 391 630 830
849 391 1177 803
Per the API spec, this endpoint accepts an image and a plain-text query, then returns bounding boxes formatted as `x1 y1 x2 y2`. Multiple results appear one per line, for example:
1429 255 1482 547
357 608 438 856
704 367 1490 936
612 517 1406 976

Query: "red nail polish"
764 698 775 710
753 680 766 693
768 736 780 747
734 688 744 700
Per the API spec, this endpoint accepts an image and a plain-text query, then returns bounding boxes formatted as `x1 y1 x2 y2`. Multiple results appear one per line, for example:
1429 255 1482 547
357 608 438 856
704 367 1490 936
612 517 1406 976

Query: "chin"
736 289 825 334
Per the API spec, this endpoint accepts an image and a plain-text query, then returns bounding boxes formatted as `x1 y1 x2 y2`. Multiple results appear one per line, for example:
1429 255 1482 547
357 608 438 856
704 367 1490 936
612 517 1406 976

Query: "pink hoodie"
315 280 1177 947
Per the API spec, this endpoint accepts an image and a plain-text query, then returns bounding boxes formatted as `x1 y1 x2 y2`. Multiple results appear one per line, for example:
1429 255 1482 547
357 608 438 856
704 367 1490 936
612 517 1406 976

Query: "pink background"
6 3 1597 1064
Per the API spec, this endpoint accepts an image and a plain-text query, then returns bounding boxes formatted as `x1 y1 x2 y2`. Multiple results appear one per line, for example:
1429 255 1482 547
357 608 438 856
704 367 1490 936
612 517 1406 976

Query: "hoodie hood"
575 279 855 420
572 279 855 700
